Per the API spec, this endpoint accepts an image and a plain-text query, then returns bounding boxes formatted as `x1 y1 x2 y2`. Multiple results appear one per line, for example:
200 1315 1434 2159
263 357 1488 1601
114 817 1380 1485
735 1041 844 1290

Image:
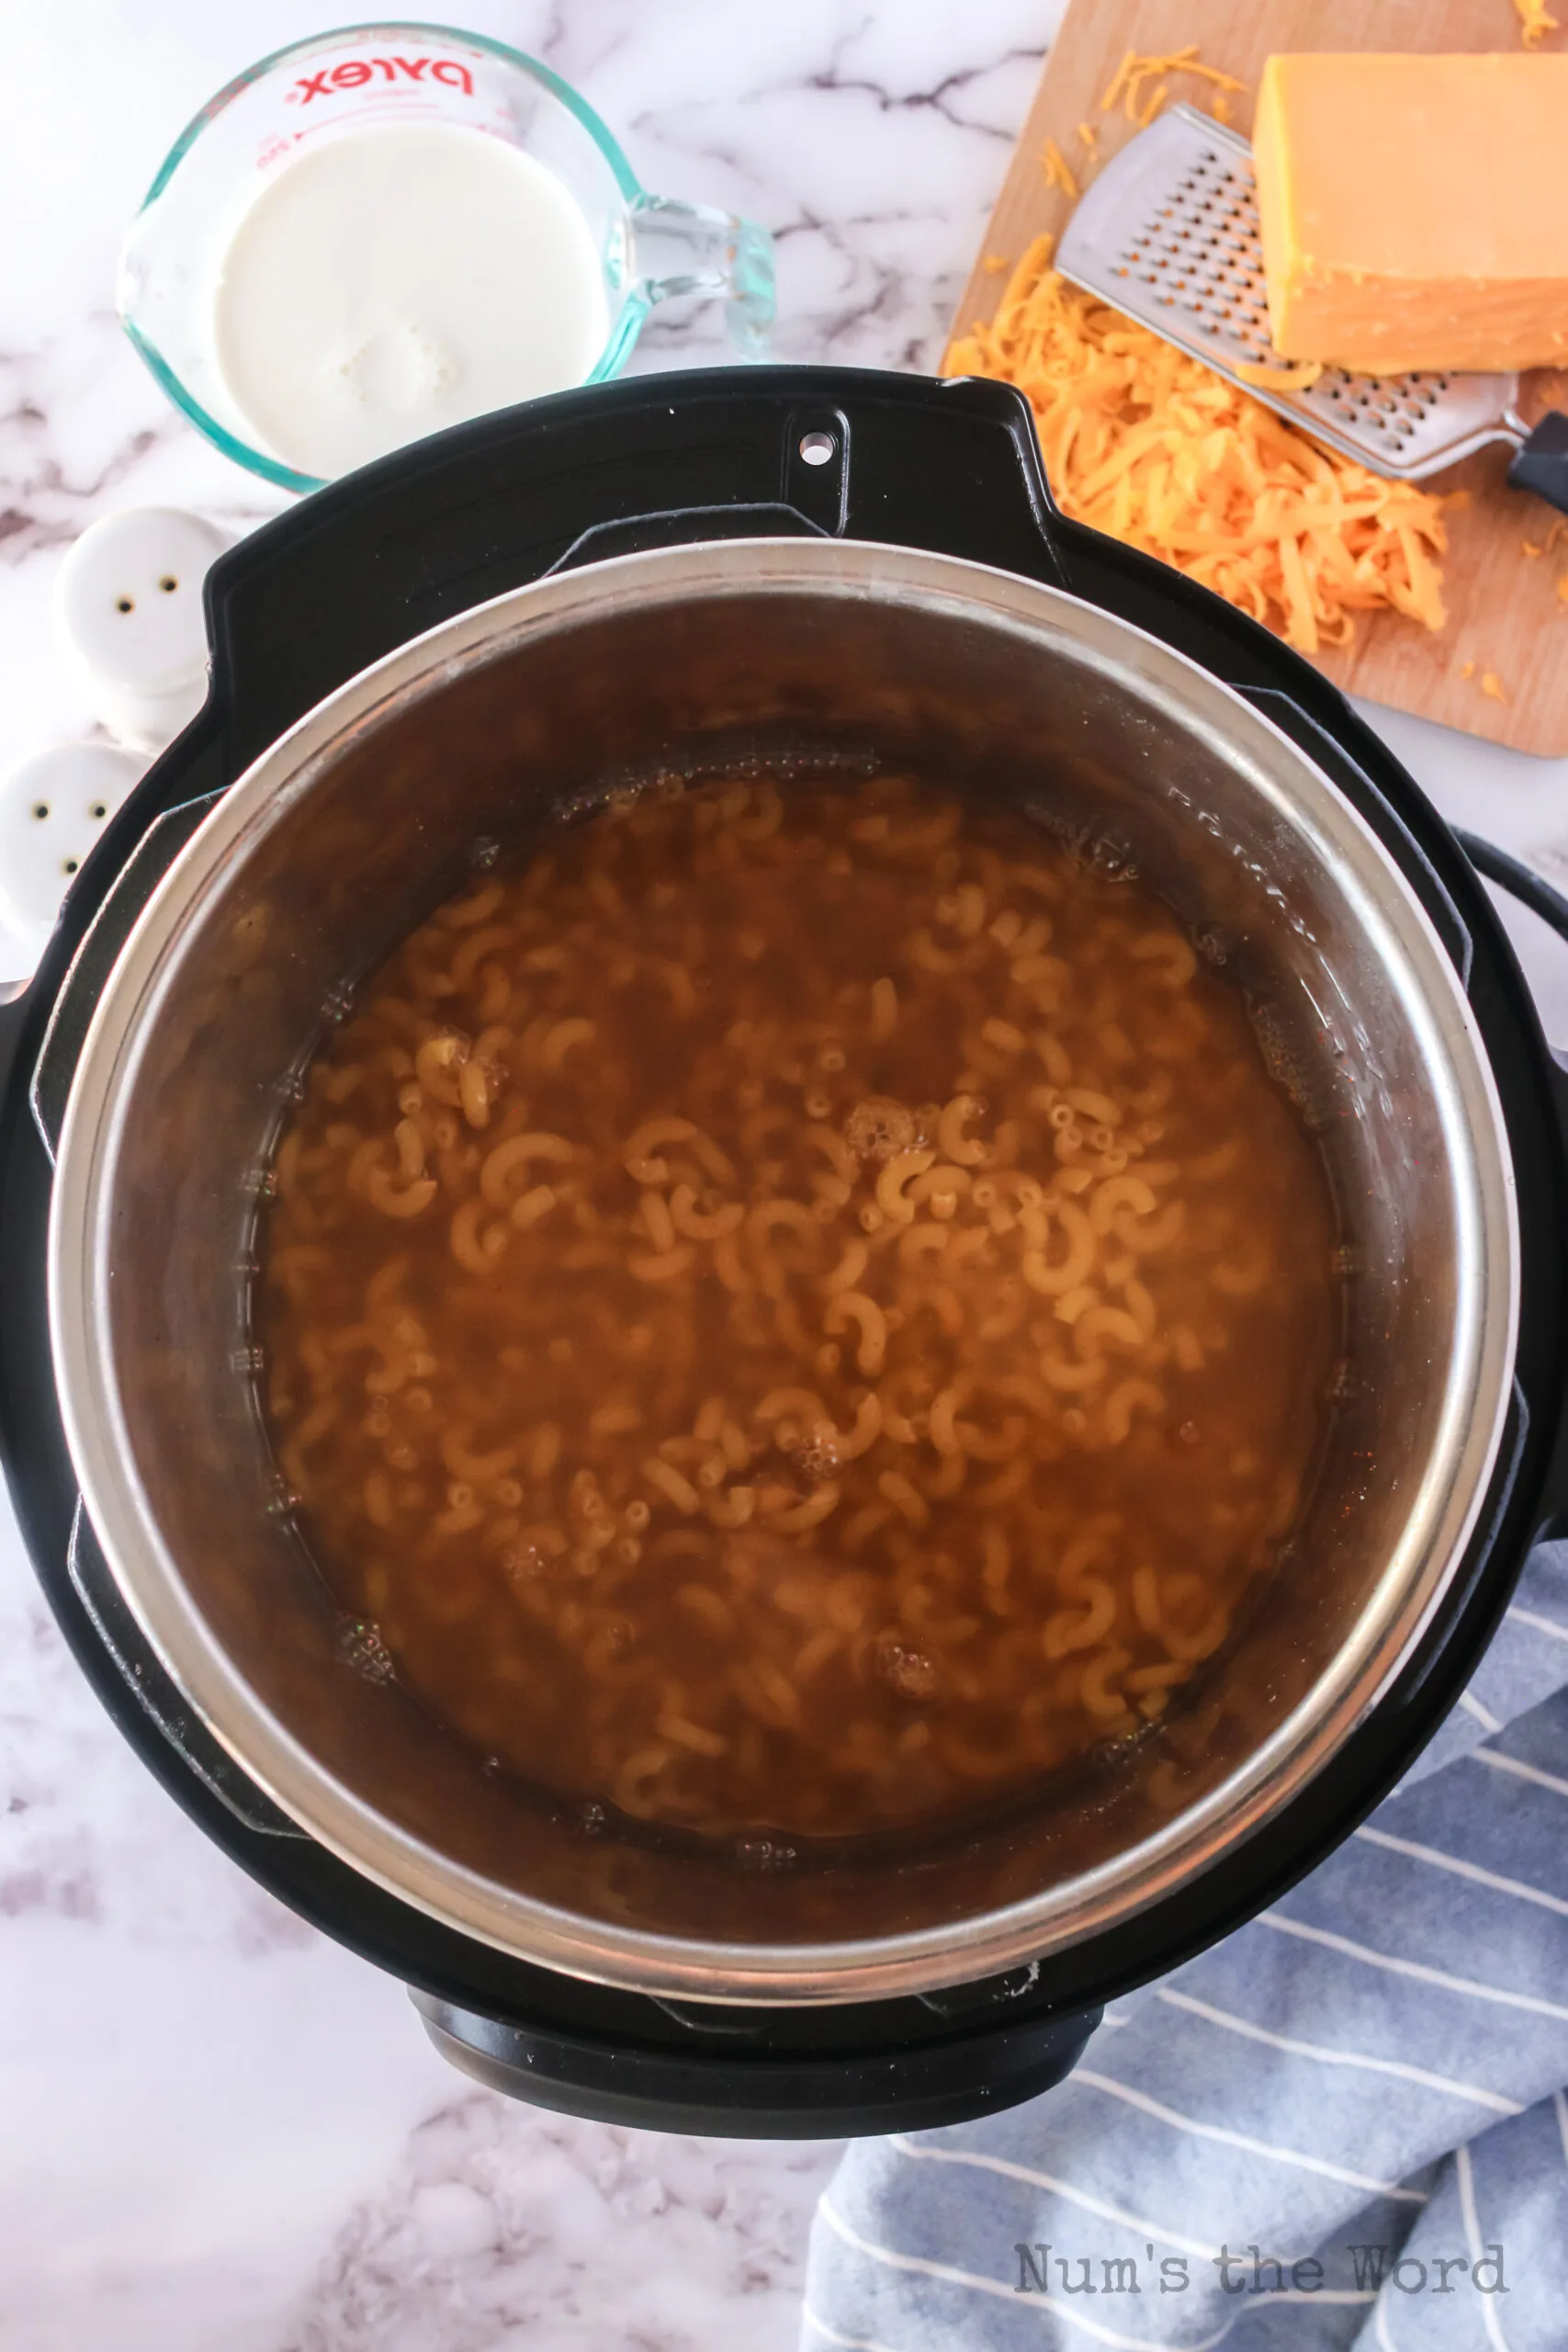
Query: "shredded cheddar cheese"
1077 119 1099 152
1041 139 1079 198
1557 573 1568 605
1460 660 1477 680
1481 671 1508 701
1100 45 1247 124
944 236 1450 655
1516 0 1561 46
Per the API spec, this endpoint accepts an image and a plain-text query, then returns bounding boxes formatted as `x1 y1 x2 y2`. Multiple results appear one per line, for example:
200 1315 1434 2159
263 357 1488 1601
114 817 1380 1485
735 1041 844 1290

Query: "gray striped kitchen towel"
802 1538 1568 2351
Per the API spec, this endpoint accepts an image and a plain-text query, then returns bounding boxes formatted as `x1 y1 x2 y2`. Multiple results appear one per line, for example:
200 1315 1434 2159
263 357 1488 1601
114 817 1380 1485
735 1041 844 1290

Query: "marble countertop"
4 6 1568 2347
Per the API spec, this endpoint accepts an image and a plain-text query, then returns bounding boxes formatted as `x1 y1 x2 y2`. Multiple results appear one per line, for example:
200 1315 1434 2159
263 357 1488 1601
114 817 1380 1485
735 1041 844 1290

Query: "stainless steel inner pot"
48 538 1517 2003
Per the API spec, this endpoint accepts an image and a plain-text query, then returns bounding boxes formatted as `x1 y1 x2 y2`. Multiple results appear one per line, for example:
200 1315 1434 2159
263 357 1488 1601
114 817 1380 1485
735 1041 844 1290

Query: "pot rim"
47 536 1519 2003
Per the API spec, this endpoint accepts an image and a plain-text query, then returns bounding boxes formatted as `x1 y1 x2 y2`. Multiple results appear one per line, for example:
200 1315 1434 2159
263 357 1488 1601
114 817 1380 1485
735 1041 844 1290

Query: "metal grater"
1055 104 1529 481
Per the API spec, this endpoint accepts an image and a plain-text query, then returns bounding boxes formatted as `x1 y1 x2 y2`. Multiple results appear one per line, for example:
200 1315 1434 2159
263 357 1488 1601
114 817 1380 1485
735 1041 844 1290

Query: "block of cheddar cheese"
1252 52 1568 375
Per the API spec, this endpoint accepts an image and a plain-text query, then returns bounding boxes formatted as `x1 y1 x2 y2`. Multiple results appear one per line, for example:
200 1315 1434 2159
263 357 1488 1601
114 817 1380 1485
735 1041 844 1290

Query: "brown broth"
258 775 1337 1840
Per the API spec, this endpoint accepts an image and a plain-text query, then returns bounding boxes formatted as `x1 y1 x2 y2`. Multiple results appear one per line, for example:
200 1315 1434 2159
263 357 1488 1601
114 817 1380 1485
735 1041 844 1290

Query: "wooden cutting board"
944 0 1568 756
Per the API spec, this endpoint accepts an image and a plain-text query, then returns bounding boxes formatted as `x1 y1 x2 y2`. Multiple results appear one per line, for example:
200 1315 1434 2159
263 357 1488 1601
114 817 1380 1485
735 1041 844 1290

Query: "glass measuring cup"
118 21 776 494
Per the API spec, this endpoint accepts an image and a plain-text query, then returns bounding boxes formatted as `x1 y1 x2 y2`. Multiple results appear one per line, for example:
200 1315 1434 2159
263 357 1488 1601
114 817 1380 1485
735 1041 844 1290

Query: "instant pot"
4 368 1567 2137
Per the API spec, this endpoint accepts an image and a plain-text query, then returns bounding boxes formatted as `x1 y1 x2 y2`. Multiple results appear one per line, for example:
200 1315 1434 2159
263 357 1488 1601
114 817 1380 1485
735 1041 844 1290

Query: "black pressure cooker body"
4 368 1567 2137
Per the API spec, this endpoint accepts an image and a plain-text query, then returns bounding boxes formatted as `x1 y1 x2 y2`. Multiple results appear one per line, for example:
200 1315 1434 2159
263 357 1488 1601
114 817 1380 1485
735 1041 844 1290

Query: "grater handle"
1507 412 1568 516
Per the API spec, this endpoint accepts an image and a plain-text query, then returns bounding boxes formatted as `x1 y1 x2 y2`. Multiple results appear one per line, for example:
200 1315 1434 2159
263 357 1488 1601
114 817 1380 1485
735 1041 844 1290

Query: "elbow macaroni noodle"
260 776 1335 1839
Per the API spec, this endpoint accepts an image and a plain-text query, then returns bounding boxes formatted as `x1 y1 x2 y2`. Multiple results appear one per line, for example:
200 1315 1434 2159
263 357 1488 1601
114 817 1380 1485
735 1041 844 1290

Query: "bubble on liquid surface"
843 1097 917 1164
1247 998 1329 1128
788 1425 842 1484
733 1837 797 1872
876 1638 938 1702
338 1618 396 1685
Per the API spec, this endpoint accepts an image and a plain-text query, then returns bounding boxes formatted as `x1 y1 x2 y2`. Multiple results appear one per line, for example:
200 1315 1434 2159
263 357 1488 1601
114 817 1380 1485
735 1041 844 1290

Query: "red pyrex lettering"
288 56 474 103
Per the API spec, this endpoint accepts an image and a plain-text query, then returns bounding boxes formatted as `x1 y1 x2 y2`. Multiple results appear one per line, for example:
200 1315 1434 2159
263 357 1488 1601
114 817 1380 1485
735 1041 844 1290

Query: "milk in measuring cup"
213 121 610 480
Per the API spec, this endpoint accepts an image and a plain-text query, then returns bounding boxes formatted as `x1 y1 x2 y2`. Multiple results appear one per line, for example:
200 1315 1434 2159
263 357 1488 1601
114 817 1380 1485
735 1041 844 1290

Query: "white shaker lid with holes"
54 508 232 753
0 742 147 957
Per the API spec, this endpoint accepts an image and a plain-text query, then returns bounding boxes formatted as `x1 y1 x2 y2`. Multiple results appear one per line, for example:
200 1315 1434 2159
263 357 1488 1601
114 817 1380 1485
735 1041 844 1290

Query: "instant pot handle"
412 1986 1101 2138
1454 830 1568 967
201 369 1071 770
1454 828 1568 1116
1451 831 1568 1530
537 377 1071 585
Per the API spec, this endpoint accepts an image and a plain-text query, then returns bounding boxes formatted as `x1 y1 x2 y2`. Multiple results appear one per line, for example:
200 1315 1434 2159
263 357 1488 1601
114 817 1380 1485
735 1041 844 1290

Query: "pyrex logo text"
288 56 475 104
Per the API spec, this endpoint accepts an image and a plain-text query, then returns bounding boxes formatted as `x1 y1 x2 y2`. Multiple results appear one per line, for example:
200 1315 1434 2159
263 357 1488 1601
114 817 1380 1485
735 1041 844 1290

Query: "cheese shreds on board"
1516 0 1561 46
944 236 1450 654
1100 45 1247 124
1041 139 1079 198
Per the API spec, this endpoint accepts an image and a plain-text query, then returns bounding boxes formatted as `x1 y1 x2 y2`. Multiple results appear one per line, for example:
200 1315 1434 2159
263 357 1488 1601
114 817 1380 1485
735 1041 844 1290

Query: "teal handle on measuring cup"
627 195 776 363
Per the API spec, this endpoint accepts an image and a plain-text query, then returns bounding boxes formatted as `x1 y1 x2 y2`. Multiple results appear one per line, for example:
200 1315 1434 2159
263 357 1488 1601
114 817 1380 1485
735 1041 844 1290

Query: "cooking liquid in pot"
258 775 1337 1841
